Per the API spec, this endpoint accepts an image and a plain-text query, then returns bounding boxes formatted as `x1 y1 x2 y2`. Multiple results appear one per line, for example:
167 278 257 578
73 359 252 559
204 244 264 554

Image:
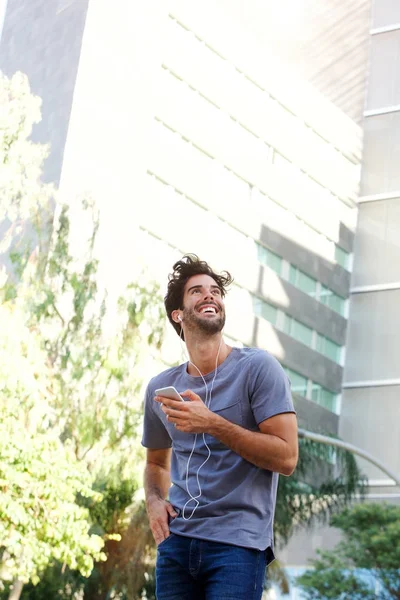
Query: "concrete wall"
213 0 372 125
341 1 400 491
0 0 89 185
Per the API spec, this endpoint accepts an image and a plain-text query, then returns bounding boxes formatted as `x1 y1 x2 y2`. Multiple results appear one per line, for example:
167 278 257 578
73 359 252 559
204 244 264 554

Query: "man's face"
181 274 226 335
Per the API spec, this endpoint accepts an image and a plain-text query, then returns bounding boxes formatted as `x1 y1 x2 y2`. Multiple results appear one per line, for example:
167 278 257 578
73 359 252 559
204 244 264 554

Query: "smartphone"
155 386 184 402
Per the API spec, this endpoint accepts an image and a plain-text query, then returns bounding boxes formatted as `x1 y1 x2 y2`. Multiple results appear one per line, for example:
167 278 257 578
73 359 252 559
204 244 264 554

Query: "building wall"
0 0 89 184
212 0 372 125
340 0 400 490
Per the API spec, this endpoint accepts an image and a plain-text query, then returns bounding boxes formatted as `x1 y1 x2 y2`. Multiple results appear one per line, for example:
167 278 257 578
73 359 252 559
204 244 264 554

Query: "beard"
182 306 226 336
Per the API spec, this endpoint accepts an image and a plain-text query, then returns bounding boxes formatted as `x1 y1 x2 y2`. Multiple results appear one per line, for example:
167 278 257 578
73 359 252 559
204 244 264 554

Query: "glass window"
289 265 317 297
256 243 282 275
352 198 400 288
320 286 345 315
361 112 400 196
335 245 350 270
311 384 337 413
284 315 313 347
284 367 307 397
252 296 278 325
297 270 317 297
283 314 292 336
328 292 345 316
343 289 400 382
292 319 313 346
366 30 400 111
317 334 342 363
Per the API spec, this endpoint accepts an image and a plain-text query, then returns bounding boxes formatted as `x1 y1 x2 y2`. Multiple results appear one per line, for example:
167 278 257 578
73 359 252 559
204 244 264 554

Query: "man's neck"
184 334 231 376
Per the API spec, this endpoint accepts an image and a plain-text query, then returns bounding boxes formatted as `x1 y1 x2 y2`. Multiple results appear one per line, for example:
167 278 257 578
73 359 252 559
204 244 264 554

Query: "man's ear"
172 310 182 324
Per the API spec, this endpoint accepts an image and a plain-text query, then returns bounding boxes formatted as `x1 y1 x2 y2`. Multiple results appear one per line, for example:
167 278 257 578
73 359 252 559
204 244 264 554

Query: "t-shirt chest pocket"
211 398 243 426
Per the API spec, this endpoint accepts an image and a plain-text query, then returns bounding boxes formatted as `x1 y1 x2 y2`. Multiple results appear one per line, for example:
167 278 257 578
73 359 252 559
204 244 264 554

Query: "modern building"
1 0 399 592
340 0 400 496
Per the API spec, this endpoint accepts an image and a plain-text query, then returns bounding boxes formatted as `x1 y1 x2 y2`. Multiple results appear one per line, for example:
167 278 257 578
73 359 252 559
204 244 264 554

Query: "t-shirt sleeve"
249 352 295 425
141 382 172 449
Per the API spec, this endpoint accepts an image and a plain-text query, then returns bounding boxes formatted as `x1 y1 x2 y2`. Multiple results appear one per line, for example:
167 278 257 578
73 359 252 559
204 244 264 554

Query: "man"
142 254 298 600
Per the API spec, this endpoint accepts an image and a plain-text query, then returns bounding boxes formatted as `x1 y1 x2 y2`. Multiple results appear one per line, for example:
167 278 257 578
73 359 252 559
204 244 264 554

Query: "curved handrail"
298 428 400 487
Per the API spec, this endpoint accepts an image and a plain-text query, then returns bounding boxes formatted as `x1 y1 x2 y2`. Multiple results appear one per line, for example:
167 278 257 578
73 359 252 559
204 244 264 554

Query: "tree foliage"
0 303 106 587
296 503 400 600
275 435 366 546
1 71 164 598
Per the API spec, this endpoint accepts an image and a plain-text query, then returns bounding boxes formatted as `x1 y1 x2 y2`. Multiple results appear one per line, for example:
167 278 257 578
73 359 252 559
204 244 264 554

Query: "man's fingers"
152 520 170 545
166 502 178 518
157 397 188 410
163 407 186 419
150 500 177 545
180 389 201 402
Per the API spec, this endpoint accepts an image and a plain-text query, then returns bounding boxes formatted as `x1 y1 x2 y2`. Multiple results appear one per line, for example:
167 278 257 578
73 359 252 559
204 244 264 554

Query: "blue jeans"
156 534 268 600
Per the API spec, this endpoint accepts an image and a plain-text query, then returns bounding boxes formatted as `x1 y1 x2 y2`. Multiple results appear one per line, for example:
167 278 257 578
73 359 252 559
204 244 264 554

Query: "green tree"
1 71 164 599
276 436 365 546
264 436 365 595
296 503 400 600
0 302 106 598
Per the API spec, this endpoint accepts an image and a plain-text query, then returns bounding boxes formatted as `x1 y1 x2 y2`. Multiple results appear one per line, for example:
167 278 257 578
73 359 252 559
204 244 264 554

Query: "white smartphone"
155 386 185 402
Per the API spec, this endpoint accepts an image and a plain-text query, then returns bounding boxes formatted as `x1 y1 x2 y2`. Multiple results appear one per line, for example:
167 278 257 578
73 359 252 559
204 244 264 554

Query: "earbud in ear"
178 315 182 322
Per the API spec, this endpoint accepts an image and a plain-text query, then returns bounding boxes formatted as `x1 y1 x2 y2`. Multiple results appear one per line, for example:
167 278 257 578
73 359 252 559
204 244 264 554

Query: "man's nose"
203 290 215 302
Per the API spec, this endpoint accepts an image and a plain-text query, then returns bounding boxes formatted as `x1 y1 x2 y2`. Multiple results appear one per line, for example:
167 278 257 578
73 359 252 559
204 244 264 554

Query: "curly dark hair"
164 254 233 338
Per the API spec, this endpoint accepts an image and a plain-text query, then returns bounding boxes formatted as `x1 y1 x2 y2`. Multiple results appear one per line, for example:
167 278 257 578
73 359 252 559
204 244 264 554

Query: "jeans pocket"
157 533 174 550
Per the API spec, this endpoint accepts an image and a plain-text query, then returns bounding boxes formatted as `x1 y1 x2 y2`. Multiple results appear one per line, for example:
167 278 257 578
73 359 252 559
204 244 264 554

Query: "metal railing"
298 428 400 487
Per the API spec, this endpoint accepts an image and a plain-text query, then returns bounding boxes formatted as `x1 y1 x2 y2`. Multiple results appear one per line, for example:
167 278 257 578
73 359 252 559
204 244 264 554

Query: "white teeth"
199 306 216 314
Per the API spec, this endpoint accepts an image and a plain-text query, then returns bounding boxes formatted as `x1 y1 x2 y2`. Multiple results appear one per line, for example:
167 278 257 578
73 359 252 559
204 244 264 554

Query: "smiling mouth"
197 305 218 315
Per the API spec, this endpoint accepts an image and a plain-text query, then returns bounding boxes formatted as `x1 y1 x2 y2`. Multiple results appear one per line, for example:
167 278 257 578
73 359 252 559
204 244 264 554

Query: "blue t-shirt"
141 347 295 557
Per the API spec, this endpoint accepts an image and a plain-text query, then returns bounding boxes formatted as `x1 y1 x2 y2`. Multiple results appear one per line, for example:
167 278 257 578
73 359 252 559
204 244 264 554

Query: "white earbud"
178 315 182 322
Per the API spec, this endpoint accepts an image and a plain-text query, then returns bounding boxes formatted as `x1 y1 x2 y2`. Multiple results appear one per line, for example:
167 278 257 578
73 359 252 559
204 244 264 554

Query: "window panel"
311 384 337 413
325 338 341 363
297 270 317 296
320 285 345 315
361 112 400 195
285 368 307 397
289 265 317 296
366 30 400 111
341 385 400 480
284 315 313 347
372 0 400 29
256 243 282 275
284 368 337 413
344 289 400 382
328 293 345 316
283 314 292 336
352 198 400 287
292 319 313 347
317 334 341 363
335 245 350 270
252 297 278 325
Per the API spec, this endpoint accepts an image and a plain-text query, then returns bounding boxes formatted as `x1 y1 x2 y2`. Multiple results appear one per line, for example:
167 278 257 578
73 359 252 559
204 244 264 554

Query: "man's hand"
146 496 178 545
155 389 216 433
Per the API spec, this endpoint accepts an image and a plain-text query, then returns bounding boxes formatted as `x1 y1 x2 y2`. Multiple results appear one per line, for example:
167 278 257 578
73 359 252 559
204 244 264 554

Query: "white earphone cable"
178 323 223 520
